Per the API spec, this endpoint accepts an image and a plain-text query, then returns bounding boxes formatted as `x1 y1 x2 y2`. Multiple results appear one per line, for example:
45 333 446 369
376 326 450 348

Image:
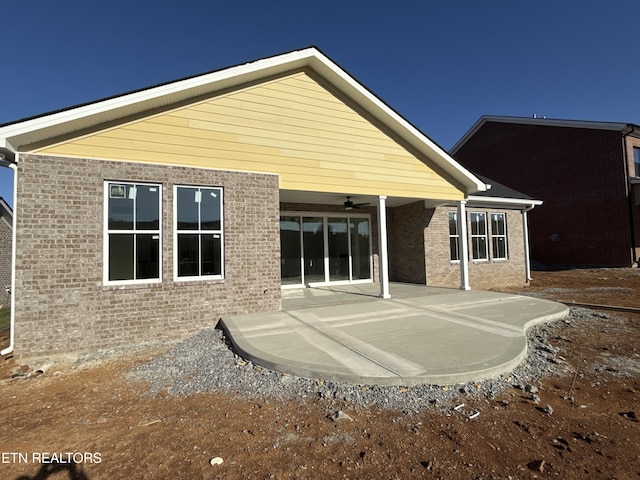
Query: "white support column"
377 195 391 299
523 208 532 282
457 200 470 291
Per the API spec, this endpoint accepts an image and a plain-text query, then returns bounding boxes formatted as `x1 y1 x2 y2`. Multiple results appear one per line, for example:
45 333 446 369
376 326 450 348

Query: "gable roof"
0 47 486 195
451 115 640 155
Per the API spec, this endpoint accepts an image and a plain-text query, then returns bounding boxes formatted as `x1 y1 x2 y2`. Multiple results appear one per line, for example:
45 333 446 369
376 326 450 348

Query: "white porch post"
457 200 470 291
377 195 391 299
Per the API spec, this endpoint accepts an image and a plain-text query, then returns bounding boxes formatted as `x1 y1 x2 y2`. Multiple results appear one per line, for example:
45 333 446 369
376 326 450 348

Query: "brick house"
451 116 640 267
0 48 540 359
0 197 12 307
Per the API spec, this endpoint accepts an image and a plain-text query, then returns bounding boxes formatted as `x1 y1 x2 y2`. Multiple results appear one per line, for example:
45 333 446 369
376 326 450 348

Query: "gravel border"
127 308 604 412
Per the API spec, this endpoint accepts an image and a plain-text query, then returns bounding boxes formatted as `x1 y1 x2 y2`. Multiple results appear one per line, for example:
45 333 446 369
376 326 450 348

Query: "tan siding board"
36 72 463 199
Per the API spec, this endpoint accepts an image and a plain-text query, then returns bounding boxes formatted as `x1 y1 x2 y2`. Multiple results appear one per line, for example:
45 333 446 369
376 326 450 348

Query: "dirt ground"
0 268 639 480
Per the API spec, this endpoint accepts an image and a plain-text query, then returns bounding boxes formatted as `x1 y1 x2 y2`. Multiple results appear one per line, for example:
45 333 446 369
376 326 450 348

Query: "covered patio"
220 284 569 386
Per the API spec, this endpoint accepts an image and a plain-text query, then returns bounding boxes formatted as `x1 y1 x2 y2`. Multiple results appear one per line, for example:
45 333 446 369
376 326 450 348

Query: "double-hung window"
634 147 640 177
175 186 224 279
470 212 488 261
491 213 508 260
105 182 161 284
448 211 460 261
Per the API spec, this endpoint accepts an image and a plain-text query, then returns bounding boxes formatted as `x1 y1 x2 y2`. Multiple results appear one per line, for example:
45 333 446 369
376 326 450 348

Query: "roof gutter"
0 153 17 356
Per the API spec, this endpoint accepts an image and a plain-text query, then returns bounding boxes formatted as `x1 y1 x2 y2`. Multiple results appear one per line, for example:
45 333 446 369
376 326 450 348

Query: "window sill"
173 277 226 287
102 280 163 292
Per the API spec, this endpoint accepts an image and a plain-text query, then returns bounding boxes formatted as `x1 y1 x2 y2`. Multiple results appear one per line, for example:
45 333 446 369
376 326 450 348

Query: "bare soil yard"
0 268 639 480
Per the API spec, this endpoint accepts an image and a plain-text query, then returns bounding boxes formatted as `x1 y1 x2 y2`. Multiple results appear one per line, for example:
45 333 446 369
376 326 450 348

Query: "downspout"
522 204 536 282
1 158 17 356
622 125 638 266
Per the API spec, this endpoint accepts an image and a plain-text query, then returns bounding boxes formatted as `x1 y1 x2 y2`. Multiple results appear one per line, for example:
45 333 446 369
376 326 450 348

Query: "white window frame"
448 211 460 263
470 212 488 261
103 181 162 286
280 211 373 288
174 185 224 281
491 213 508 260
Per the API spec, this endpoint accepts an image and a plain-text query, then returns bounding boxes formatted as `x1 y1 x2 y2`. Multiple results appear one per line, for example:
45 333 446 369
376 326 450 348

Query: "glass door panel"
350 217 371 280
280 216 302 285
328 217 349 281
302 217 325 283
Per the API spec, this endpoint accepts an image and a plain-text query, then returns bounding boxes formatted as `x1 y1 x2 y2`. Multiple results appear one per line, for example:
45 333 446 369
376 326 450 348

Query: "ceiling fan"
343 196 370 210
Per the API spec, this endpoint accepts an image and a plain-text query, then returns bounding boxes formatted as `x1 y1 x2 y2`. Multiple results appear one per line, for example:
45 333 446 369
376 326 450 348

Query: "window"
105 182 161 283
470 212 488 260
491 213 508 260
634 147 640 177
448 211 460 261
175 186 223 279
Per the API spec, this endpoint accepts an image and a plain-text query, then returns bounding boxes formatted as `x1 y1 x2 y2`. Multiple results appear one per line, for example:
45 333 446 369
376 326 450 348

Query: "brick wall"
388 201 426 284
0 215 11 307
455 123 632 266
425 206 528 289
14 154 281 359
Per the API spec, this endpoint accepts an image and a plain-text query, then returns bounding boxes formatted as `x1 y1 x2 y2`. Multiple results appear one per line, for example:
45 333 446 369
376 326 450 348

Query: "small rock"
331 410 353 422
525 384 539 394
531 394 541 404
527 459 545 473
209 457 224 466
620 411 638 422
543 405 553 415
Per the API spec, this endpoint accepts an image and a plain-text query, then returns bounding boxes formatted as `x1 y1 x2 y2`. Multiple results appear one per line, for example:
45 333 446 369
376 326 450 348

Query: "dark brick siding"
455 123 634 266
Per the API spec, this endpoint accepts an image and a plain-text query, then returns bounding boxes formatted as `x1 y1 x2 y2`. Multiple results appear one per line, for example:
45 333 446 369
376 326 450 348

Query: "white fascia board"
467 195 543 208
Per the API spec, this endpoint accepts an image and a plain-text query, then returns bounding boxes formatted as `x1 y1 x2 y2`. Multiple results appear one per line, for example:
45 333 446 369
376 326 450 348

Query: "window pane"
493 237 506 259
280 216 302 285
178 234 199 277
491 214 505 235
109 234 134 281
448 212 458 235
303 217 325 283
450 237 460 261
471 213 486 235
136 234 160 279
177 187 199 230
350 218 371 280
472 237 487 260
328 218 349 281
201 234 222 276
200 188 221 230
136 185 160 230
108 184 134 230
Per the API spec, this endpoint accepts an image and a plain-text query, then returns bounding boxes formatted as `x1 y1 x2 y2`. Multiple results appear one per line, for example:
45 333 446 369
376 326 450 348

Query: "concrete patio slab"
219 283 569 385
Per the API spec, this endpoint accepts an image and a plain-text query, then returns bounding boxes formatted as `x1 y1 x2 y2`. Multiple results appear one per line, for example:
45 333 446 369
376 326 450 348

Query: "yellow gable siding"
36 73 463 200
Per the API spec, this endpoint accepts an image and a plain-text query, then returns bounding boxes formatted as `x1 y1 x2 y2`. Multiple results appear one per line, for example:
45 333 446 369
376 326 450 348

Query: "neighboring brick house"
451 116 640 267
0 48 538 359
0 197 12 307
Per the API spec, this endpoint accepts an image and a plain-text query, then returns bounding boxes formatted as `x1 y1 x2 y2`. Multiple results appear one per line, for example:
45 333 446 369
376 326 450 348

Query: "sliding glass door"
280 213 372 287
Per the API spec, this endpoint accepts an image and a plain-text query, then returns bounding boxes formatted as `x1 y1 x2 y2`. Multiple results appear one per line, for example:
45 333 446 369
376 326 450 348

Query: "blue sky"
1 0 638 206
